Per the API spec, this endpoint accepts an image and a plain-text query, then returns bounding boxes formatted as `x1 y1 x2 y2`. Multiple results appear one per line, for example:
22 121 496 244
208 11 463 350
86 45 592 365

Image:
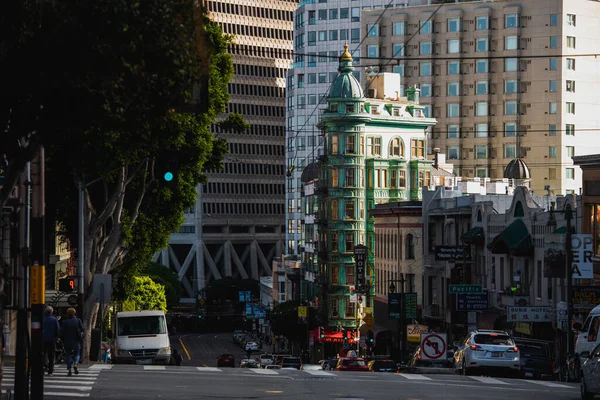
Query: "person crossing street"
43 306 60 375
62 307 84 376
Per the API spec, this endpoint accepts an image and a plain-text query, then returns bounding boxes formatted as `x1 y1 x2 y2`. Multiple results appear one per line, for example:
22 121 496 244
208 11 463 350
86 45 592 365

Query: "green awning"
487 219 533 255
461 226 485 244
553 226 566 234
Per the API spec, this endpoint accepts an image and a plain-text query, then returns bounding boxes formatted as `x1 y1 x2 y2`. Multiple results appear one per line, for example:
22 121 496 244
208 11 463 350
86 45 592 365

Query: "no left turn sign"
420 333 447 360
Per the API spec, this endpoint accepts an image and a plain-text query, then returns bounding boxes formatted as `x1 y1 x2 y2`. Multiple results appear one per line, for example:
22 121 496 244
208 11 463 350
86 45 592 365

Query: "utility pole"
462 239 468 337
15 162 31 400
78 179 85 321
565 204 574 354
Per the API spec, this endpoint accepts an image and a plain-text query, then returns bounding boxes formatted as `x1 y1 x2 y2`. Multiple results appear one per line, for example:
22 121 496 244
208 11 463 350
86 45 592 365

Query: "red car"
335 357 369 372
217 353 235 368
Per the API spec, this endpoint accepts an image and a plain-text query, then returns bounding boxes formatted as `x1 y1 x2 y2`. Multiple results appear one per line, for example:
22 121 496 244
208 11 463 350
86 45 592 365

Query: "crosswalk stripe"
196 367 222 372
303 370 335 376
41 384 92 391
43 392 90 398
143 365 166 371
250 368 279 375
2 380 94 386
469 376 509 385
88 364 113 370
524 380 573 388
397 373 432 380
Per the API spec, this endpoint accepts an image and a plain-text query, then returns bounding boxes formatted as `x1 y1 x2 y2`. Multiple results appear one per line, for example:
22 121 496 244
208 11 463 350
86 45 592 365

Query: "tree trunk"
81 297 99 362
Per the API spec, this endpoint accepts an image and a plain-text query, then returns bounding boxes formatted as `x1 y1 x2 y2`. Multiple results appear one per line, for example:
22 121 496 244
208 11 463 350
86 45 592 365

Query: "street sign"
435 246 471 261
354 245 367 292
456 292 489 310
388 293 402 319
420 333 447 360
30 265 45 305
91 274 112 304
449 284 482 294
404 293 418 319
363 314 375 329
67 294 79 306
297 306 307 323
239 291 251 302
507 306 552 322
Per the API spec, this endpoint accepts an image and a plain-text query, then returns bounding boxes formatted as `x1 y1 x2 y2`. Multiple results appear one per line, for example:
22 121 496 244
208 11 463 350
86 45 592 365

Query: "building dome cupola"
327 44 364 100
504 158 531 180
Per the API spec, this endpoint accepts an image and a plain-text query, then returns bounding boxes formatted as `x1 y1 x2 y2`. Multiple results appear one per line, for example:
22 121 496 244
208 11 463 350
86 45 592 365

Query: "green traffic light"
164 172 174 182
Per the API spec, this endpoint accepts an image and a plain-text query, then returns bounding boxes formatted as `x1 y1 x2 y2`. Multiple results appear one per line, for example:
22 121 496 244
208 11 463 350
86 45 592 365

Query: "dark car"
513 338 554 380
217 353 235 368
367 359 399 373
281 357 302 369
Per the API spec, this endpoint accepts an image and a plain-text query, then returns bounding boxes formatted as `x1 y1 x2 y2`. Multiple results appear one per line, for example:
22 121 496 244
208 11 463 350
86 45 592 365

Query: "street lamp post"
389 277 407 363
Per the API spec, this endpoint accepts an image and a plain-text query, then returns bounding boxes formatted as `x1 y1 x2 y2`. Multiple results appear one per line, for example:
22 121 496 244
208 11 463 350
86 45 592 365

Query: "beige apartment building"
363 0 600 195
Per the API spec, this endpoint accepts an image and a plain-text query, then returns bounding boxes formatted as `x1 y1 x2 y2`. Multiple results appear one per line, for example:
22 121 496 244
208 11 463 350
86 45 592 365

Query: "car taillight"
470 345 483 351
417 355 422 360
507 347 519 352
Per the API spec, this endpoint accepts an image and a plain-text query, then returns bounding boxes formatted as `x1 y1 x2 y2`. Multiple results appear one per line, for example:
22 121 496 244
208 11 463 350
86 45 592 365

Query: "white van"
113 310 171 365
575 305 600 356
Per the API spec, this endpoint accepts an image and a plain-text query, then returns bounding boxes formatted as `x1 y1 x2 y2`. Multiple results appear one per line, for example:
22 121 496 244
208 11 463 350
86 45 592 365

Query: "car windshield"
342 359 366 366
474 334 514 346
283 358 301 363
517 344 549 358
117 316 166 336
260 355 272 359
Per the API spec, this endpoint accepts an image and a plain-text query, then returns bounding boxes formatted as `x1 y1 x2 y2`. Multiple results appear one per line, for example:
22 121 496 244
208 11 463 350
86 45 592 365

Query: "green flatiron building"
316 45 437 331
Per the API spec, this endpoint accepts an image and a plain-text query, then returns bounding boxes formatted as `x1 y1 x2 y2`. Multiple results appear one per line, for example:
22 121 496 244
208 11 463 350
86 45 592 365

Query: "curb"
405 367 455 375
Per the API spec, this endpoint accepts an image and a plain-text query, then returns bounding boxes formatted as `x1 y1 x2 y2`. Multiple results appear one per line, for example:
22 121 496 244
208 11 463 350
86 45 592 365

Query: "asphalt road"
41 364 581 400
172 332 268 367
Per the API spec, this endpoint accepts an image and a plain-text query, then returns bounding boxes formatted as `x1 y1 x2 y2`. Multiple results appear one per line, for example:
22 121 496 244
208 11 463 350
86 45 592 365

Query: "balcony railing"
423 304 444 319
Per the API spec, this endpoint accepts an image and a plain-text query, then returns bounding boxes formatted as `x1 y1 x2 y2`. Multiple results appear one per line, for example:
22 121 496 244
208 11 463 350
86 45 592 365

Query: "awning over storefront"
461 226 485 245
321 331 356 344
487 219 533 256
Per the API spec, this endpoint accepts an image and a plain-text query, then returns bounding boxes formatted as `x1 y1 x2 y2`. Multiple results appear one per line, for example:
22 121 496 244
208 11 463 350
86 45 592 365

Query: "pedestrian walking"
62 307 84 376
172 349 183 366
43 306 60 375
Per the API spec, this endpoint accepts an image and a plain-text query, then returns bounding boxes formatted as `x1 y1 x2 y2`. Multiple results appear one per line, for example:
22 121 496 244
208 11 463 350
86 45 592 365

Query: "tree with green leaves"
124 276 167 312
141 262 182 306
0 0 247 359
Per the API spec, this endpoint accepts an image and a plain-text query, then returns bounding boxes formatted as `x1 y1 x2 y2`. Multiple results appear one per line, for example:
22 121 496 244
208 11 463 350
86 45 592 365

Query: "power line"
290 51 600 64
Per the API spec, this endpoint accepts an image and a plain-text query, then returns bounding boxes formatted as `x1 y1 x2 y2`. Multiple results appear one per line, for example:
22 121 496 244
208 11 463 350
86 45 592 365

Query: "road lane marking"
43 392 91 398
143 365 166 370
179 337 192 360
397 374 432 380
88 364 113 370
250 368 279 375
524 380 573 388
469 376 509 385
197 367 222 372
303 370 335 377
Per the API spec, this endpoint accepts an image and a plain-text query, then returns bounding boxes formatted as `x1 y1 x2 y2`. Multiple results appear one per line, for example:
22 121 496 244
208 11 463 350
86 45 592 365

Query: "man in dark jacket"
43 306 60 375
62 307 84 376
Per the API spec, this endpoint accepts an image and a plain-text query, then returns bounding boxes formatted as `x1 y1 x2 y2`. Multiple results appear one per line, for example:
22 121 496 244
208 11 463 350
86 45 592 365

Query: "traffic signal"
58 277 77 292
319 326 325 340
342 328 347 341
367 330 374 345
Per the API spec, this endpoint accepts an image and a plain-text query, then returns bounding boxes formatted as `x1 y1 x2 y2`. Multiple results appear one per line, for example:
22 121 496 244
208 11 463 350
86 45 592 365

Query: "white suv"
259 354 273 368
454 329 520 376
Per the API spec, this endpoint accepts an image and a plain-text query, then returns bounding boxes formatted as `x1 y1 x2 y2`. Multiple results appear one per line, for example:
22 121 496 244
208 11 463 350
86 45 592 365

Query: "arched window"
514 201 524 217
477 209 483 222
406 234 415 260
389 137 403 157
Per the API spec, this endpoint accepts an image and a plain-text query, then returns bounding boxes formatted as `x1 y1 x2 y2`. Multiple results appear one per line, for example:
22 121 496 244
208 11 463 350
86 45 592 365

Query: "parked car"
513 338 555 380
245 342 259 352
259 353 274 368
280 357 302 369
454 329 520 377
217 353 235 368
579 343 600 399
407 347 454 369
335 357 369 372
240 358 259 368
367 358 399 373
301 364 323 371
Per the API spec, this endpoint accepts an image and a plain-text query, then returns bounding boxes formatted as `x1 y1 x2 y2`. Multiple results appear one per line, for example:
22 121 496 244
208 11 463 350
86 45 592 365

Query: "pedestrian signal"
59 277 77 292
